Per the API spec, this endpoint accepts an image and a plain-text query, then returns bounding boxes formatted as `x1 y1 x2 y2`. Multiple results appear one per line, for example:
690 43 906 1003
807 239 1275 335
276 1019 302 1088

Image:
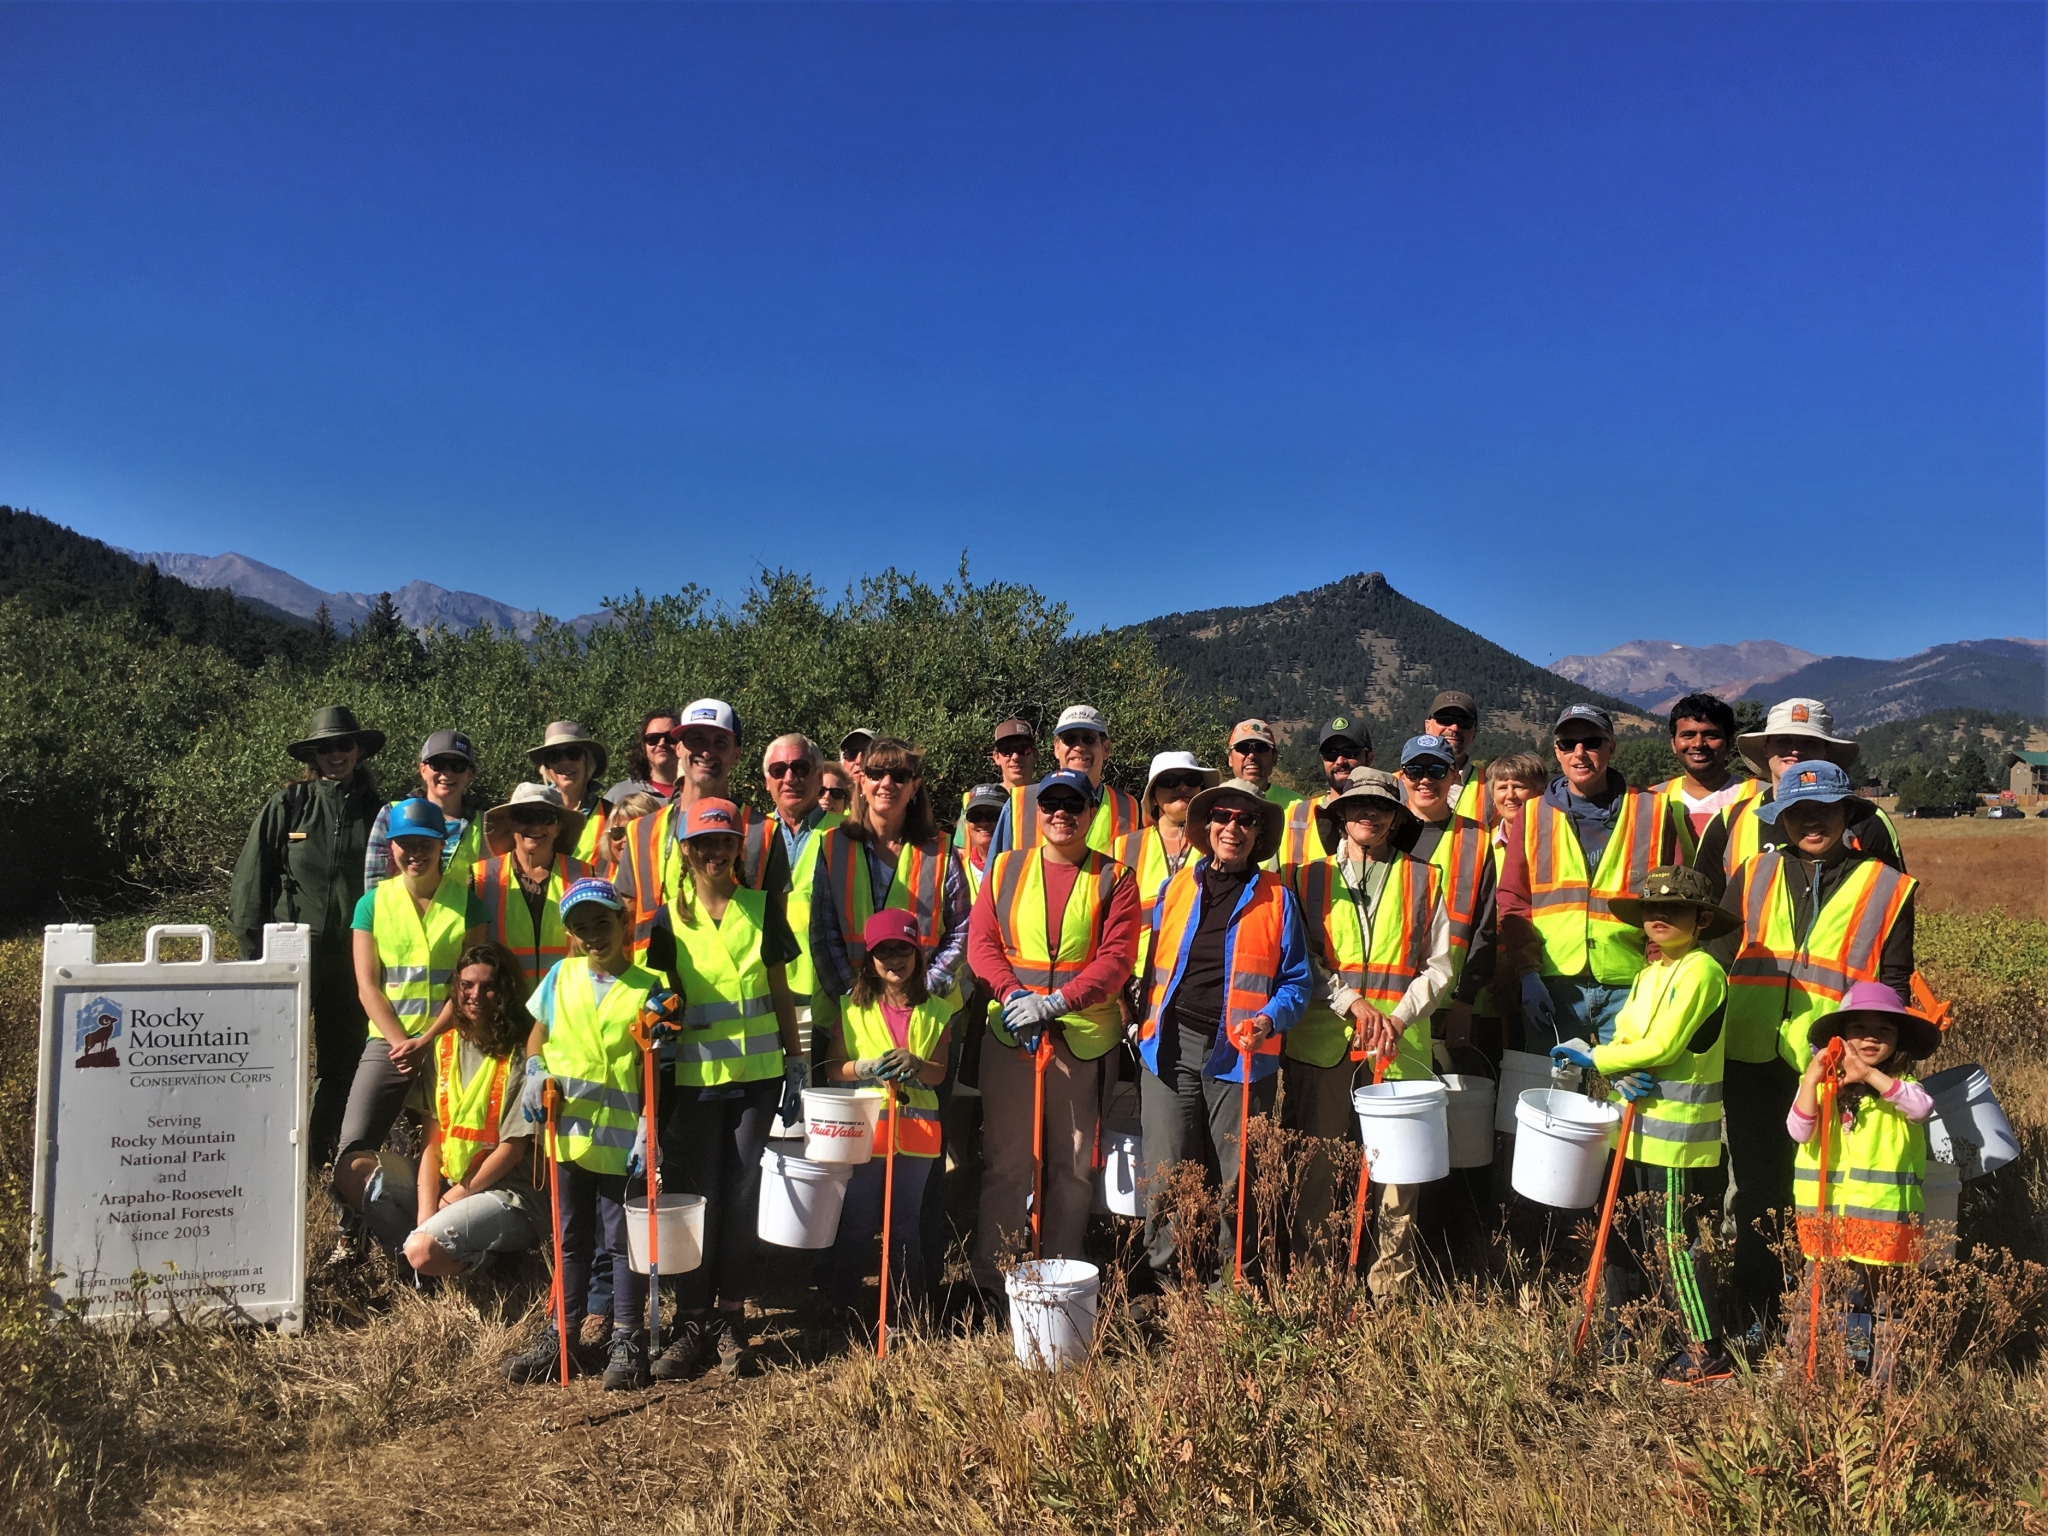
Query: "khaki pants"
973 1032 1103 1290
1368 1183 1422 1301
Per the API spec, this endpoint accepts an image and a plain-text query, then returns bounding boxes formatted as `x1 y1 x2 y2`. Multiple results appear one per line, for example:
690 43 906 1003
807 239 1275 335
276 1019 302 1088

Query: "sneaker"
712 1311 752 1377
650 1317 714 1382
325 1233 366 1269
602 1328 650 1391
579 1312 615 1350
503 1322 577 1385
1659 1341 1738 1387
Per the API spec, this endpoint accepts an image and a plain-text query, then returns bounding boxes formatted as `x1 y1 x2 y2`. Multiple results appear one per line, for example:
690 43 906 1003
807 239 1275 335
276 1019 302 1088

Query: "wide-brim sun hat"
483 781 583 843
1316 767 1412 844
526 719 609 777
1187 777 1284 865
1606 865 1742 942
1807 980 1943 1062
287 705 386 764
1737 697 1858 777
1142 751 1221 807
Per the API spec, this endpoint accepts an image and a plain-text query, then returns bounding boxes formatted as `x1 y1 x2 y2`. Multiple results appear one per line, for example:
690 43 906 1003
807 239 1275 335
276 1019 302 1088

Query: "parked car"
1988 805 2026 820
2038 807 2048 818
1905 805 1955 819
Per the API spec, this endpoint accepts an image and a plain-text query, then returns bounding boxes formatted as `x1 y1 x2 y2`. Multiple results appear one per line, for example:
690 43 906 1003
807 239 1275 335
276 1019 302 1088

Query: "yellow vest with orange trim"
1111 825 1199 978
840 994 956 1157
1796 1084 1924 1266
433 1031 517 1185
567 799 605 867
1452 765 1494 827
472 853 590 988
1522 789 1675 986
617 800 771 957
1139 861 1292 1084
1274 792 1339 877
815 826 951 980
1287 853 1439 1074
984 848 1126 1060
1007 782 1142 857
1725 850 1916 1068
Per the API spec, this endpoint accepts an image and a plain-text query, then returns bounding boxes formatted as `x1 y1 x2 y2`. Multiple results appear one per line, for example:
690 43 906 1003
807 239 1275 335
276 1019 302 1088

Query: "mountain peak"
1550 638 1820 714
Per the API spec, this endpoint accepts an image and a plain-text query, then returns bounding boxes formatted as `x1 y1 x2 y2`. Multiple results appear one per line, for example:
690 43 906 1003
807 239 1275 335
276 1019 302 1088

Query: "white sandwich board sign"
31 923 312 1332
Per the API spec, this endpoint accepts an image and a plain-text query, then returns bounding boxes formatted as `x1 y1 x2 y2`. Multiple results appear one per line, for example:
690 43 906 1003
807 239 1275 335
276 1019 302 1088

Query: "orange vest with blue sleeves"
1139 860 1295 1084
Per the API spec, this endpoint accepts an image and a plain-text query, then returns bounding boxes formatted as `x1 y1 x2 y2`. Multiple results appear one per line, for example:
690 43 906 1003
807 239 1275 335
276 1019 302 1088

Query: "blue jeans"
1524 976 1630 1052
829 1154 934 1323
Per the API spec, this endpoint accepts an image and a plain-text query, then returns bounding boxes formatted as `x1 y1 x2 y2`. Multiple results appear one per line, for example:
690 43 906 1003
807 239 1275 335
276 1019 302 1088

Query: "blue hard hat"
387 797 449 841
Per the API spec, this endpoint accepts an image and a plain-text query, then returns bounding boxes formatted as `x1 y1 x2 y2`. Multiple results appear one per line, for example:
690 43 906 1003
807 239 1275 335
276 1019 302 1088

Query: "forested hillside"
1138 571 1652 772
1741 640 2048 729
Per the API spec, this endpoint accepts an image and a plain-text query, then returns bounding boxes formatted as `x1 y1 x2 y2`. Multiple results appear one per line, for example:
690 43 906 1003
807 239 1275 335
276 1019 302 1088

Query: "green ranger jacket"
229 775 382 958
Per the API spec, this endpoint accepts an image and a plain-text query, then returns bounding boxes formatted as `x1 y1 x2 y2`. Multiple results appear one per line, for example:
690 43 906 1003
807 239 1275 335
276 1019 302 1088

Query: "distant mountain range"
122 549 605 638
1549 639 1819 714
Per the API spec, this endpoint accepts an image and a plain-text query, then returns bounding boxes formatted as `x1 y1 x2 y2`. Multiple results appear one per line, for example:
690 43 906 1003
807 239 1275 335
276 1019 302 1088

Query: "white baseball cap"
678 698 740 743
1055 704 1109 737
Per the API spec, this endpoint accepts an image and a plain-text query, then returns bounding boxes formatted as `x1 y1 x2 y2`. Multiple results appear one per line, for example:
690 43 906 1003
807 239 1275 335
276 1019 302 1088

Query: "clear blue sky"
3 3 2041 664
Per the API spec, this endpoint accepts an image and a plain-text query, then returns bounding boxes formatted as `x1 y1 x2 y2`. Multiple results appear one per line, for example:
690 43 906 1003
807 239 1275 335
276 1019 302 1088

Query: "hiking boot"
1659 1341 1738 1387
650 1316 715 1381
712 1311 752 1377
503 1322 581 1385
579 1312 615 1350
602 1328 651 1391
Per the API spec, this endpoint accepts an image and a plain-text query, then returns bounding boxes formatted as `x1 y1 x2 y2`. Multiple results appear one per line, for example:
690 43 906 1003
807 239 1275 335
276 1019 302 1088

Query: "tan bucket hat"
1186 777 1285 865
526 719 609 777
1736 697 1857 777
483 782 584 845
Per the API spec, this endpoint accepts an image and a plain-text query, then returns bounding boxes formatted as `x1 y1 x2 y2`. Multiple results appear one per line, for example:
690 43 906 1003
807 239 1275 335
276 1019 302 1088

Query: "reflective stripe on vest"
1421 814 1489 978
1008 782 1142 857
818 827 948 967
782 810 844 998
1524 790 1672 986
434 1031 513 1185
541 957 654 1175
1274 793 1337 876
1452 766 1494 828
667 885 782 1086
1726 850 1915 1067
840 995 953 1156
1140 861 1290 1081
1795 1086 1925 1266
371 874 470 1038
568 801 604 867
472 853 589 988
986 848 1123 1060
1287 853 1438 1074
1607 951 1727 1169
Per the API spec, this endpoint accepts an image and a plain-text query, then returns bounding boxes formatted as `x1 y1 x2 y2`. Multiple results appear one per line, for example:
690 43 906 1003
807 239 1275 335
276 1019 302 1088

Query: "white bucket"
803 1087 882 1165
757 1141 853 1249
1510 1090 1620 1208
622 1193 706 1274
1006 1258 1100 1370
1923 1063 2018 1181
1440 1074 1497 1169
1100 1119 1143 1217
1921 1158 1963 1268
1497 1049 1580 1134
1352 1080 1450 1185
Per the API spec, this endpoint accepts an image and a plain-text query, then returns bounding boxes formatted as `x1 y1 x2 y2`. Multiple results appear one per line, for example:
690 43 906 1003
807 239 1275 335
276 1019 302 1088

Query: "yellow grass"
1896 817 2048 923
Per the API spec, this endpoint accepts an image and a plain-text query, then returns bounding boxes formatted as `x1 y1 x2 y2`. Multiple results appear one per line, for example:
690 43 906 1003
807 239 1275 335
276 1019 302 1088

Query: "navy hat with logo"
1400 734 1456 768
1036 769 1094 807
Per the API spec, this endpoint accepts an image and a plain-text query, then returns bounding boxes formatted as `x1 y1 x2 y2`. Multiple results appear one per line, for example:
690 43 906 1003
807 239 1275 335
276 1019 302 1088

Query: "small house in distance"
2005 750 2048 799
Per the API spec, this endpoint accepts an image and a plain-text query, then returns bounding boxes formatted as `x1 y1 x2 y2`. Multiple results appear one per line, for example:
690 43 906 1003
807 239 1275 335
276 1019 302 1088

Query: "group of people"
229 684 1936 1390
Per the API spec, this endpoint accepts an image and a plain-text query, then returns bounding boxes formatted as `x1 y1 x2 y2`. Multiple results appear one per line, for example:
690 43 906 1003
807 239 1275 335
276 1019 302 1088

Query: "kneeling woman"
359 943 545 1276
824 909 955 1332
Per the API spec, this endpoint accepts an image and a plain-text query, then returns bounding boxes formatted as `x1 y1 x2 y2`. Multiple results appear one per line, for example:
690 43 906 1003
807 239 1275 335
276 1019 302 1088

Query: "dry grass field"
1896 815 2048 923
2 892 2044 1533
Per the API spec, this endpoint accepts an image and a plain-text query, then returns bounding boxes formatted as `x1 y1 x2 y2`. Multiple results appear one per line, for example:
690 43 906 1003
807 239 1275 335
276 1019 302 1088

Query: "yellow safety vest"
667 886 783 1087
433 1031 517 1185
778 810 844 998
1413 814 1489 989
1522 790 1674 986
540 957 653 1175
1287 853 1439 1075
1726 851 1915 1068
1593 949 1726 1169
839 994 956 1157
370 874 470 1039
1452 765 1494 827
984 848 1125 1060
1796 1084 1924 1266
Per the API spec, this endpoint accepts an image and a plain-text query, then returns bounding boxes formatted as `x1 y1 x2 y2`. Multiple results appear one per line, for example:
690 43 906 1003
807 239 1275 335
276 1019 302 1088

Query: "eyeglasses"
868 767 920 786
1232 741 1275 757
1208 806 1261 829
1057 731 1105 748
765 760 814 780
538 748 587 768
992 740 1035 757
510 809 558 829
642 732 676 747
1152 774 1204 794
423 757 472 774
1402 762 1450 781
820 786 852 803
1039 796 1088 818
1319 743 1360 761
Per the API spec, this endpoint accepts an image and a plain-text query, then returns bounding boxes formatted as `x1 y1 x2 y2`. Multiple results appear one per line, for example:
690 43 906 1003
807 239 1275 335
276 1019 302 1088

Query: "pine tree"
313 602 338 647
363 591 406 643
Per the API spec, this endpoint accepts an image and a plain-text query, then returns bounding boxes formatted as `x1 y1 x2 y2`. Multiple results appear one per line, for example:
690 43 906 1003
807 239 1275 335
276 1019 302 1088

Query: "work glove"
852 1056 890 1086
519 1059 555 1126
1550 1042 1598 1073
779 1057 808 1126
1002 990 1057 1054
1613 1071 1658 1103
626 1114 649 1178
637 988 683 1041
877 1047 922 1083
1519 972 1558 1042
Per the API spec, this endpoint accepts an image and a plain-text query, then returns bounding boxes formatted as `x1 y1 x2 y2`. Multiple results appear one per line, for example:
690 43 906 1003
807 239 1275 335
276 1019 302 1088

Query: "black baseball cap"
1318 715 1370 751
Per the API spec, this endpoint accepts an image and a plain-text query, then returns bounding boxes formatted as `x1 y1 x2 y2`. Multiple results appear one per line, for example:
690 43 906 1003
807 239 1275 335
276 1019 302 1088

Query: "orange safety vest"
1139 861 1294 1083
1420 814 1490 963
471 852 591 986
815 825 950 971
1452 765 1495 828
1007 781 1142 855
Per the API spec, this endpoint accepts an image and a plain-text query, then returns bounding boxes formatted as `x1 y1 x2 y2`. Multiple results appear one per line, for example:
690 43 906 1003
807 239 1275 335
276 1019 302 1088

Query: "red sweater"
967 851 1141 1012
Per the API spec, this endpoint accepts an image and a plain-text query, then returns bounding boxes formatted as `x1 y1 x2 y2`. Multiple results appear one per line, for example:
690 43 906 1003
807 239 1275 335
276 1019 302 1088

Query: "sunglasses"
1430 713 1475 729
965 811 1001 829
1319 743 1361 761
642 732 676 747
670 730 728 752
538 748 587 768
1555 736 1610 754
423 756 472 774
1039 796 1089 818
1152 774 1204 794
868 767 920 786
1232 741 1275 756
765 760 814 780
820 786 852 803
1057 731 1105 748
1208 806 1262 829
315 740 358 756
510 809 559 829
1402 762 1450 781
992 740 1035 757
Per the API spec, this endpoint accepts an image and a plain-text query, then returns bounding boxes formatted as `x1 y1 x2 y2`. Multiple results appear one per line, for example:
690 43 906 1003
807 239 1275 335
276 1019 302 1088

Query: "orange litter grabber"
1573 1099 1636 1356
1345 1051 1390 1277
877 1077 899 1359
1030 1030 1053 1258
1909 973 1952 1033
1807 1036 1846 1382
1234 1039 1253 1287
543 1079 570 1388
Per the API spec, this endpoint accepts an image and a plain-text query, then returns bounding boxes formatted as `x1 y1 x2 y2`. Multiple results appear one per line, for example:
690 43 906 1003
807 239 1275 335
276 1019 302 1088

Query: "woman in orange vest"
473 783 592 988
1132 778 1312 1294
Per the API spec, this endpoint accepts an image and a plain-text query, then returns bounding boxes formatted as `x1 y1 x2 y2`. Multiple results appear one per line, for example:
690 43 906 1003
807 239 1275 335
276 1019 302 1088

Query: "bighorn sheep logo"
74 998 122 1069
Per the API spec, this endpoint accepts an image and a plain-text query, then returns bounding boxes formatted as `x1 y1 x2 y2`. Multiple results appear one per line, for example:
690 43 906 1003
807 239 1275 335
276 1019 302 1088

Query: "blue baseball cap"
559 877 626 918
1756 760 1856 823
1399 734 1456 769
387 798 449 841
1036 770 1094 805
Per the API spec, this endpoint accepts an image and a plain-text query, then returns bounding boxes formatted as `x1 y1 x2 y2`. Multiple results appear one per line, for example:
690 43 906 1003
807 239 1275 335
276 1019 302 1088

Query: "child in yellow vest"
1788 981 1939 1378
824 908 956 1337
503 879 664 1392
